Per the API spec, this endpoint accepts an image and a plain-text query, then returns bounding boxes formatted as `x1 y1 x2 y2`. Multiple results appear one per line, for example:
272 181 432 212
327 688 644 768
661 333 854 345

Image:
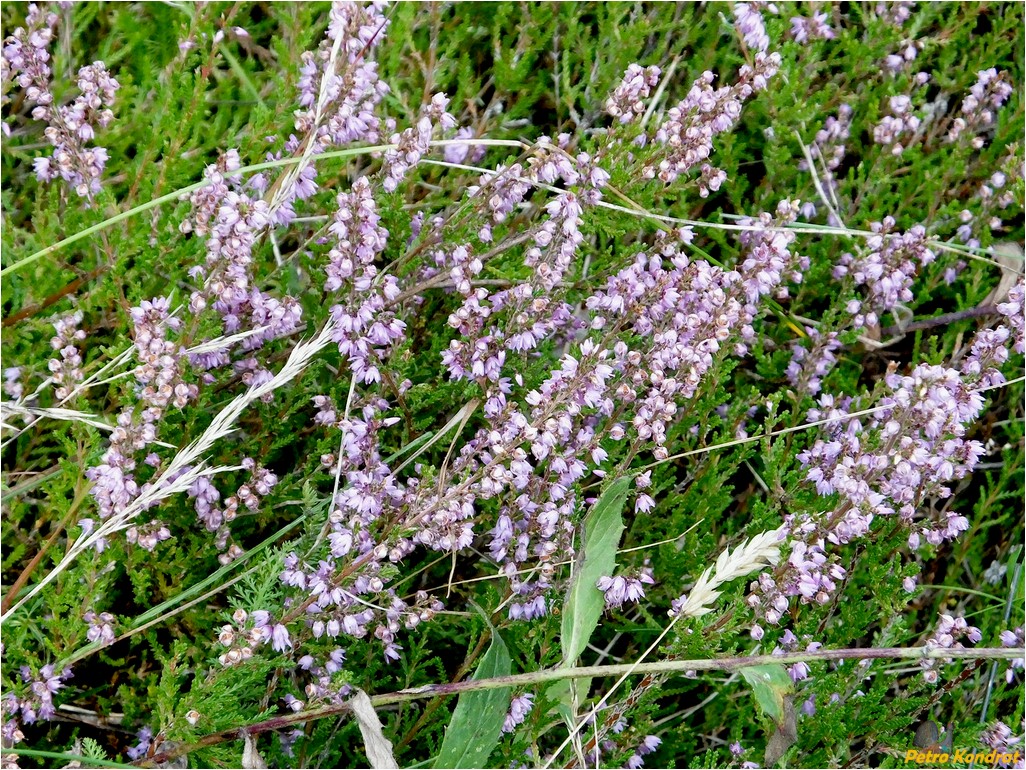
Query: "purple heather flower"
271 624 293 652
502 693 534 733
125 727 153 760
997 280 1025 354
606 63 661 123
125 520 171 551
734 3 770 52
3 9 120 198
947 69 1014 146
645 52 781 185
872 90 925 155
2 367 24 401
999 627 1024 683
787 327 841 396
293 0 390 152
382 92 457 191
84 611 116 647
835 219 935 327
790 12 835 43
980 721 1024 766
597 569 655 609
131 297 197 414
920 614 982 683
874 2 914 26
48 311 86 400
799 104 852 224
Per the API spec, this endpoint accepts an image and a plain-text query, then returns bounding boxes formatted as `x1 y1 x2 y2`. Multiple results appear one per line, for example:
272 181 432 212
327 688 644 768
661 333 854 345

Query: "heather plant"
1 3 1024 769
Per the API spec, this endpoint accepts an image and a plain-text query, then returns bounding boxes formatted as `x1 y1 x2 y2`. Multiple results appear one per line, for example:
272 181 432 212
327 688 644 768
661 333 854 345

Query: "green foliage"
434 621 511 768
1 2 1023 769
741 664 794 726
560 474 630 666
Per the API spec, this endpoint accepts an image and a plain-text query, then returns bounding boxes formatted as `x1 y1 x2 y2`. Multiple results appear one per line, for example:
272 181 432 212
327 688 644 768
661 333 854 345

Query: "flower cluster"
442 126 486 165
734 3 770 52
920 613 981 683
806 104 852 177
382 92 457 192
2 663 73 750
125 727 154 761
978 147 1023 214
35 62 119 197
790 11 835 43
326 176 405 384
981 721 1025 768
3 4 1023 765
84 611 116 646
296 648 352 706
180 150 304 394
883 39 921 73
130 297 197 413
325 176 387 293
786 326 841 396
188 457 277 560
217 608 291 666
255 135 321 228
803 363 986 541
123 519 171 551
294 0 390 149
872 92 926 155
582 206 804 462
947 68 1014 147
772 628 823 682
1 3 59 115
598 567 655 609
188 180 303 353
48 311 86 400
874 2 915 26
998 280 1025 354
750 322 1013 628
606 64 661 124
3 5 120 198
443 143 606 398
84 407 155 524
625 735 662 769
2 368 23 401
999 626 1025 683
181 149 243 238
834 218 935 328
645 51 781 186
81 292 222 549
502 693 534 733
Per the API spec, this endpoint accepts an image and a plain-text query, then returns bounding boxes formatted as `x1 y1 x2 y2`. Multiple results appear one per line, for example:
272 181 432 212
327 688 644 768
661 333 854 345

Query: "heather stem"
134 646 1024 767
0 139 529 278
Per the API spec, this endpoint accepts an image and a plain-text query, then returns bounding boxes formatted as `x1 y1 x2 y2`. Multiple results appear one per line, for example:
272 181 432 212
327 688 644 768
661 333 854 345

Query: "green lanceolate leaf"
560 475 631 666
434 623 512 768
740 663 794 725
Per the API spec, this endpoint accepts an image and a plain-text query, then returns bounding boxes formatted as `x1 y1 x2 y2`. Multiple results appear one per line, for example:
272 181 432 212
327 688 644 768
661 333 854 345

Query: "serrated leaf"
560 475 630 666
434 629 511 768
740 663 793 725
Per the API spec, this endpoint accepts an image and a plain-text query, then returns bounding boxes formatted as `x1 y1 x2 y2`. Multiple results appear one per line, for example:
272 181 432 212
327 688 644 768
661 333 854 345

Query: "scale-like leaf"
434 630 511 768
560 475 630 666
